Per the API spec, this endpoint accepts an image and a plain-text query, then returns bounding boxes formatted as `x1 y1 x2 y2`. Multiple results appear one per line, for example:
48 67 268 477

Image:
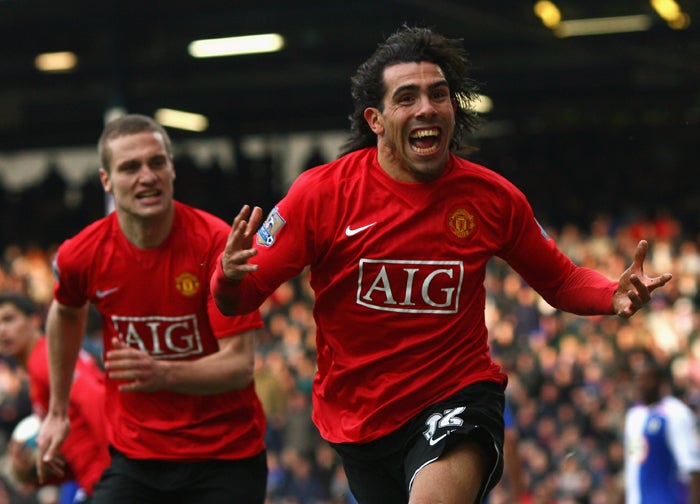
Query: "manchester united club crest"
175 272 200 297
448 208 476 239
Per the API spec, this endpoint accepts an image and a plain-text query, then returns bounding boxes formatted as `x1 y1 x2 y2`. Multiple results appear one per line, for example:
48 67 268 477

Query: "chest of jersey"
88 242 216 359
309 173 506 318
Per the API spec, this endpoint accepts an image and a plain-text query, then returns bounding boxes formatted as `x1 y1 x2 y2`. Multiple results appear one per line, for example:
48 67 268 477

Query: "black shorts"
91 447 267 504
330 381 505 504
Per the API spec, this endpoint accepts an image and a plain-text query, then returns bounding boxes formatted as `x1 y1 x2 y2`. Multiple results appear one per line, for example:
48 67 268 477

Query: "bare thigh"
409 440 487 504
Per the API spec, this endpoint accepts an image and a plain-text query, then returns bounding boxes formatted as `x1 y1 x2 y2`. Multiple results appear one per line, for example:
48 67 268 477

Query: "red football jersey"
215 147 617 444
28 337 109 495
53 201 265 459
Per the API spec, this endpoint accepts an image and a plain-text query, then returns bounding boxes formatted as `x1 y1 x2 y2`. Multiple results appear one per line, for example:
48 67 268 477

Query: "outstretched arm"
212 204 264 315
612 240 672 318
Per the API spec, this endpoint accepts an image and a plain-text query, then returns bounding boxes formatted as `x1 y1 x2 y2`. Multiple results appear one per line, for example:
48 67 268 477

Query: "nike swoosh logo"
345 222 376 236
428 433 448 446
96 287 119 298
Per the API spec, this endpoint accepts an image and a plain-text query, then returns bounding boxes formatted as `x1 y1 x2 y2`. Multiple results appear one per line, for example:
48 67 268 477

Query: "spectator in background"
37 114 268 503
502 398 526 502
621 355 700 504
0 355 31 451
485 396 528 504
0 291 109 502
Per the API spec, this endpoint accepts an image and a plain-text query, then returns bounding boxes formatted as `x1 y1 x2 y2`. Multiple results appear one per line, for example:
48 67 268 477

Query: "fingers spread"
629 276 651 304
633 240 649 268
650 273 673 291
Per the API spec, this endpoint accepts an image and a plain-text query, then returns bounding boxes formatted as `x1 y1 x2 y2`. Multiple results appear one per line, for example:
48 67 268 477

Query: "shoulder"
61 214 114 248
662 396 695 417
282 148 376 218
290 147 374 189
54 214 114 267
448 155 534 228
625 404 648 423
174 201 229 239
450 154 525 196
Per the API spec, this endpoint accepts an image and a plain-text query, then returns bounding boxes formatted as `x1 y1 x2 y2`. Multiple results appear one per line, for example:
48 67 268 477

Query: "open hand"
613 240 673 318
221 205 264 281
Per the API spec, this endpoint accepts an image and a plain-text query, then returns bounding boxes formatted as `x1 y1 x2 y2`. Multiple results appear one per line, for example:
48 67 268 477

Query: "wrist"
46 401 69 419
211 254 242 314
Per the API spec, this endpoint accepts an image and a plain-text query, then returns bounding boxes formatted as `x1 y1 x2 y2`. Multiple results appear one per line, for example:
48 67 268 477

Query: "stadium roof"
1 0 698 150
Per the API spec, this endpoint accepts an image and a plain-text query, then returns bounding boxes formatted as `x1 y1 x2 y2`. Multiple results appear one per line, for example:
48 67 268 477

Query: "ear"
99 167 112 194
363 107 384 135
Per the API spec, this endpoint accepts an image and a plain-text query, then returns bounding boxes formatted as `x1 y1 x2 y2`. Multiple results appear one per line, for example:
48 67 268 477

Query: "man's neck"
117 208 175 249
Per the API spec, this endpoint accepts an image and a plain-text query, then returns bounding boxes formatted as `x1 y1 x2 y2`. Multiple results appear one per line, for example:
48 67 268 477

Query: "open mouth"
136 190 161 200
409 128 441 154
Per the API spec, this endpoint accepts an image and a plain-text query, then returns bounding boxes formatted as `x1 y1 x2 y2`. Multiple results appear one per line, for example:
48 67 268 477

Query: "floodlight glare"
189 33 285 58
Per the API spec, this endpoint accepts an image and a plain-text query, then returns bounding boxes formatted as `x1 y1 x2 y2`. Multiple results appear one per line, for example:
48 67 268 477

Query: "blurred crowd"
0 138 697 504
0 208 697 504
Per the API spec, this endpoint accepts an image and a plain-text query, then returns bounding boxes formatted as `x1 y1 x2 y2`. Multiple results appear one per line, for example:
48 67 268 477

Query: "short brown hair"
98 114 173 170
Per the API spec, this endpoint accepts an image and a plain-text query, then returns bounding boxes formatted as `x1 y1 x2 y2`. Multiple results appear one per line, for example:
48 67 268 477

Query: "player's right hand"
36 412 69 483
221 204 264 281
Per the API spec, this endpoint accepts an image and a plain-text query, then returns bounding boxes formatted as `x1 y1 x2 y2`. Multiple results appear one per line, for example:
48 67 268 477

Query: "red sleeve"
52 239 89 308
210 251 277 315
500 191 617 316
206 218 264 335
207 287 263 337
536 259 618 315
211 255 243 310
211 172 319 315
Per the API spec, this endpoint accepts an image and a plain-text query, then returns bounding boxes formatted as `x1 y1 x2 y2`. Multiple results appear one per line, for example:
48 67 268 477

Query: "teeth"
411 145 438 154
410 129 439 138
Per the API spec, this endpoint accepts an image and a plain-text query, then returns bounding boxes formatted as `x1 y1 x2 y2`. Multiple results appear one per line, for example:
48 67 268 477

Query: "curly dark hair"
339 25 481 156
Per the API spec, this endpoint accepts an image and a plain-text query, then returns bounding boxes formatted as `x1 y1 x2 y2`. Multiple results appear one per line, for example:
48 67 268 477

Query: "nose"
138 165 158 183
415 94 438 118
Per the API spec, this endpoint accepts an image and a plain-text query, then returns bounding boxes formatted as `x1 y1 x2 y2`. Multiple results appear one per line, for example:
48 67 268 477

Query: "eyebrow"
391 79 449 100
115 153 168 171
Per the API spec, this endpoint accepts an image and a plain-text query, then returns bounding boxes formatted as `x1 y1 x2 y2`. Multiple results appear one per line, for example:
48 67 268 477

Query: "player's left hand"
613 240 672 318
105 337 166 392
